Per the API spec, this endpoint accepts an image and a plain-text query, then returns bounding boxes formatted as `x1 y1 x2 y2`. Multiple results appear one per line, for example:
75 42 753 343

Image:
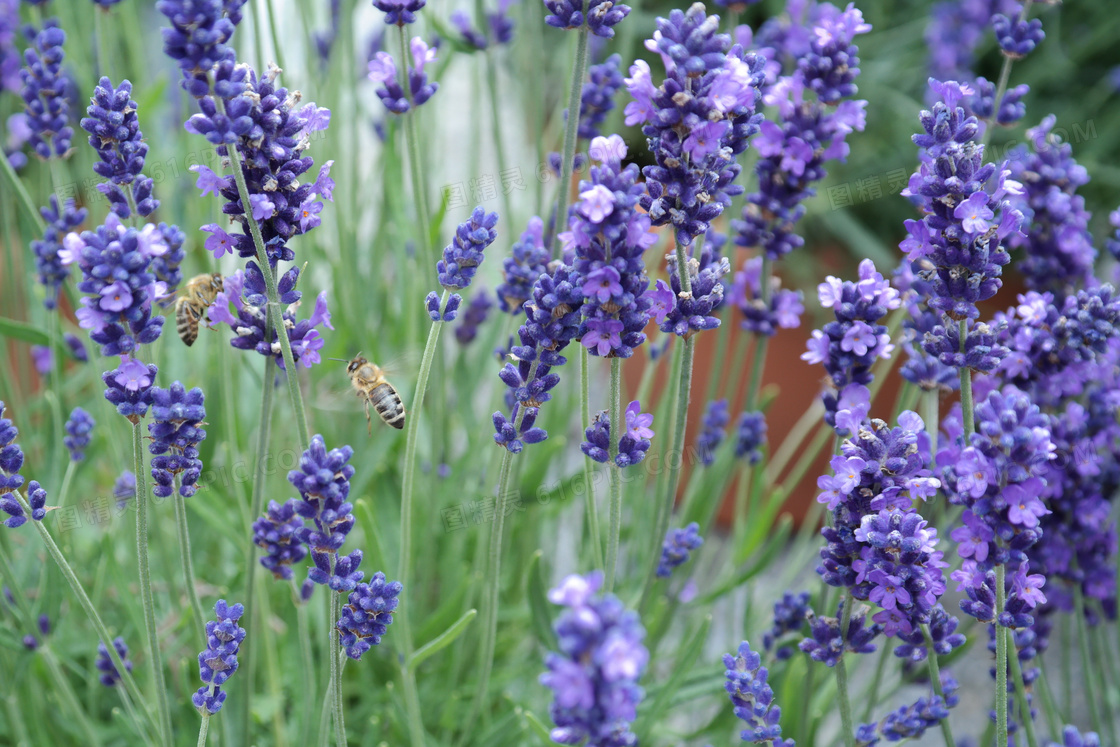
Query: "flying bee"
175 273 224 346
338 354 406 432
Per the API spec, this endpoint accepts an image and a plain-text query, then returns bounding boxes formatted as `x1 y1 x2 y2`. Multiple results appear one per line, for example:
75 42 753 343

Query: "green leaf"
636 615 712 741
0 316 77 360
522 710 553 743
428 182 451 251
408 609 477 669
526 550 557 651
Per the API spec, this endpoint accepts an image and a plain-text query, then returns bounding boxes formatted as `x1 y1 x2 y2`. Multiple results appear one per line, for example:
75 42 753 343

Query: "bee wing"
374 349 422 379
310 376 363 413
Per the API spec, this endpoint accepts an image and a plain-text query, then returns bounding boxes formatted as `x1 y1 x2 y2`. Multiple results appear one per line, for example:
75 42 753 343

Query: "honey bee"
175 273 224 346
342 354 406 431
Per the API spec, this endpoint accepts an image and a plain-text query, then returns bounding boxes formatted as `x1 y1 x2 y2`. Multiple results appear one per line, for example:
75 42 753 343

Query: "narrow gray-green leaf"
408 608 477 669
526 550 558 650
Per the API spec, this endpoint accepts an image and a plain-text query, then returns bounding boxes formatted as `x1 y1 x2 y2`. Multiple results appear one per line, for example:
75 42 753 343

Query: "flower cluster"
455 290 493 345
158 0 246 96
192 599 246 715
1 401 47 528
337 571 403 660
95 637 133 687
580 401 654 468
436 206 500 293
1046 726 1101 747
19 21 72 159
497 216 550 314
543 0 631 38
80 77 158 219
31 197 86 309
628 3 765 245
113 470 135 511
493 264 584 452
696 399 728 466
578 54 624 140
798 600 881 667
924 0 1018 81
185 67 333 267
734 4 870 261
730 257 803 336
899 79 1022 324
1004 115 1095 297
62 213 168 357
659 247 731 338
148 383 207 498
206 267 335 369
895 268 960 393
288 435 362 591
252 499 309 581
762 591 811 661
102 357 158 422
993 10 1044 59
656 523 703 578
723 640 794 746
64 407 95 461
801 259 900 428
855 672 959 745
892 604 965 662
735 411 767 464
368 38 439 114
562 135 658 358
816 410 952 643
967 76 1029 127
540 572 648 746
373 0 426 26
939 386 1056 627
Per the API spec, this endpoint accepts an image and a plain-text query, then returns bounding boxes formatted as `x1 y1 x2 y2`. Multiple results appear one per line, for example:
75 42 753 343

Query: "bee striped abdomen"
370 383 405 429
175 298 201 346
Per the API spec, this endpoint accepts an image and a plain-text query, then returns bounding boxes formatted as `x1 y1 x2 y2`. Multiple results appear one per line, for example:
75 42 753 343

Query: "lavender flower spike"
192 599 246 715
148 383 207 498
96 637 133 687
80 77 158 218
31 197 86 310
1 401 47 528
724 640 795 745
337 571 403 659
656 523 703 578
288 435 362 591
19 20 73 159
543 0 630 38
540 571 648 745
252 499 308 581
63 407 95 461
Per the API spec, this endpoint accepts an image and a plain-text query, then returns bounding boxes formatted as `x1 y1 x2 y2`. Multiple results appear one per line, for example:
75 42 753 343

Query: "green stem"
1073 586 1103 735
332 595 346 747
550 26 590 255
133 421 173 746
0 146 46 233
396 292 449 747
580 347 604 571
398 25 433 266
9 491 156 741
197 715 210 747
172 476 206 641
605 358 623 591
978 0 1032 151
958 321 975 441
921 624 956 747
265 0 287 72
484 47 515 232
835 591 856 747
217 99 311 452
861 645 890 722
294 588 316 747
239 354 277 747
45 311 65 482
994 565 1009 747
1007 632 1039 747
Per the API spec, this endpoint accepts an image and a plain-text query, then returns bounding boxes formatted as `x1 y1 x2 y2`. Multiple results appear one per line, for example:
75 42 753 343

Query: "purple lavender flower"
337 571 402 659
924 0 1018 81
575 54 623 141
801 259 900 428
762 591 811 661
488 0 516 44
0 1 20 94
158 0 246 96
497 216 549 314
455 289 493 345
30 345 51 376
540 571 647 745
192 599 246 715
148 383 207 498
735 6 870 261
730 257 803 336
31 197 86 309
63 407 94 461
80 77 159 218
95 637 133 687
62 214 168 357
438 206 499 291
696 399 729 466
64 333 88 362
1046 726 1101 747
206 268 334 369
799 599 881 666
967 76 1029 126
992 11 1044 59
252 499 307 581
288 435 362 591
1 401 47 528
734 410 768 464
659 247 731 339
857 672 959 744
367 39 438 114
1005 116 1095 297
580 401 653 467
562 134 657 358
656 523 703 578
631 4 764 245
724 640 794 746
899 79 1023 328
373 0 426 26
101 357 158 422
543 0 630 38
493 264 584 452
19 20 73 159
